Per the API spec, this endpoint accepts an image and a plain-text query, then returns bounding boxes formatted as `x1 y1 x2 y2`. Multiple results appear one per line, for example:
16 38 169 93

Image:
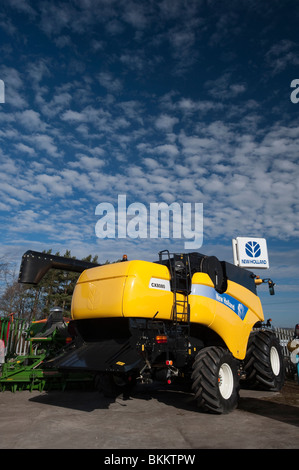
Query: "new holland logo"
242 240 267 265
245 241 261 258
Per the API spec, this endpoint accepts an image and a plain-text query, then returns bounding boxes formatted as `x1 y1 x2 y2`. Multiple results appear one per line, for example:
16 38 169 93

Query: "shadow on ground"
29 380 299 427
238 397 299 427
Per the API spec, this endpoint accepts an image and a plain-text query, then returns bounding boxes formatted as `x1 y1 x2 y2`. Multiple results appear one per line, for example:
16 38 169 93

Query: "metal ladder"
158 251 191 329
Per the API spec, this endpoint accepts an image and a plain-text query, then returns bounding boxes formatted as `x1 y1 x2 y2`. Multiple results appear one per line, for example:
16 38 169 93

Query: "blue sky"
0 0 298 327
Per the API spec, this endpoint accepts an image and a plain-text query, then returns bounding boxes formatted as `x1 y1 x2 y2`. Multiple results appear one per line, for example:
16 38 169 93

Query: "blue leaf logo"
245 241 261 258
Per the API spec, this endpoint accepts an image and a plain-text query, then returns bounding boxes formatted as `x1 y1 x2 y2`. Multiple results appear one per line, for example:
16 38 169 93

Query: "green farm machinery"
0 309 93 392
0 250 99 392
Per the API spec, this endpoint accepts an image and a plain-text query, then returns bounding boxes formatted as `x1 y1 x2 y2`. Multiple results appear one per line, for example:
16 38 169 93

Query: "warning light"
155 335 167 344
165 360 173 366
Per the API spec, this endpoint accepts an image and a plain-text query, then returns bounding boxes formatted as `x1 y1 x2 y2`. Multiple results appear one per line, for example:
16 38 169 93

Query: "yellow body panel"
71 260 174 320
122 262 173 320
189 273 264 359
71 260 264 359
71 261 130 319
189 274 216 327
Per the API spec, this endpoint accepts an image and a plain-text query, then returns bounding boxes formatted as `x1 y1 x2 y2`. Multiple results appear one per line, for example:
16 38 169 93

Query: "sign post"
232 237 269 269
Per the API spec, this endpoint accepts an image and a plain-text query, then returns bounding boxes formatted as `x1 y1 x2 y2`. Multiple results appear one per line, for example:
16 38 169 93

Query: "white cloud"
36 173 72 197
27 58 51 85
31 134 62 158
179 132 215 154
70 154 106 171
0 181 36 203
14 143 36 156
0 14 17 35
155 144 179 157
266 39 299 74
143 157 160 170
205 73 247 100
155 114 179 132
98 72 123 93
0 66 27 108
37 89 73 118
61 109 86 122
5 0 36 18
122 2 148 29
16 109 46 131
177 97 224 114
60 168 93 194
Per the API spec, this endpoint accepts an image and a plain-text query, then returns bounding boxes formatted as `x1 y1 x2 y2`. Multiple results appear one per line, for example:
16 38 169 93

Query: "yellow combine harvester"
19 249 284 414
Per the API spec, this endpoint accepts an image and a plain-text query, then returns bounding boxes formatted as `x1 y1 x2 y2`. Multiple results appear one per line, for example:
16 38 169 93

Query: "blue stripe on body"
190 284 248 320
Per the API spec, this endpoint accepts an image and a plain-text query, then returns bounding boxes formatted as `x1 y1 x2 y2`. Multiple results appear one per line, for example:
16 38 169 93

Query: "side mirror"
268 280 275 295
257 277 276 295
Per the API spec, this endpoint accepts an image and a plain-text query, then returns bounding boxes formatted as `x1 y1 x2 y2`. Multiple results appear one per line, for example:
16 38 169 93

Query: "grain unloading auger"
14 248 284 413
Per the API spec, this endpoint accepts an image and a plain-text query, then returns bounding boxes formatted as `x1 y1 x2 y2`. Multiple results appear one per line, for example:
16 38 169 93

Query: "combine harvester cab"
17 248 285 414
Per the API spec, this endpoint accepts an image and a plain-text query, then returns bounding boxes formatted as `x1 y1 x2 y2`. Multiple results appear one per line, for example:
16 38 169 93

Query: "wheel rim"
218 363 234 399
270 346 280 376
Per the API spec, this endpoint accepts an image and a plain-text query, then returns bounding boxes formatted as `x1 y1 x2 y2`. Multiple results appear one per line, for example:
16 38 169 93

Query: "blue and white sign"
232 237 269 269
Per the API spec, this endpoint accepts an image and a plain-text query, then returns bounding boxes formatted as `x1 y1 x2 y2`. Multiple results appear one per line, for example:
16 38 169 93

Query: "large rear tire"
191 346 240 414
242 330 285 391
